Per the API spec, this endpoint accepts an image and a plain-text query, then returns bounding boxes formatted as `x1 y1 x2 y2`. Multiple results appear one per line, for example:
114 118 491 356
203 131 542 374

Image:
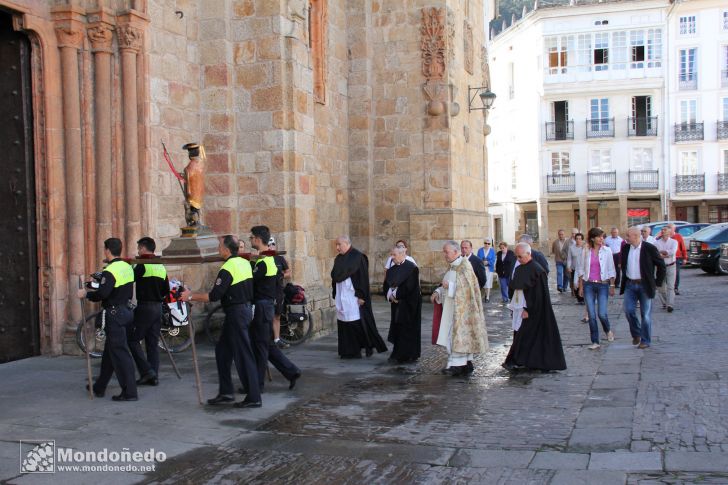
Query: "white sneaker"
588 343 601 350
607 331 614 342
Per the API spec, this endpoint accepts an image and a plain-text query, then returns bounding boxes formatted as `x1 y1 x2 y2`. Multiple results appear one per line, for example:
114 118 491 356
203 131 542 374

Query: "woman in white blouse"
577 227 616 350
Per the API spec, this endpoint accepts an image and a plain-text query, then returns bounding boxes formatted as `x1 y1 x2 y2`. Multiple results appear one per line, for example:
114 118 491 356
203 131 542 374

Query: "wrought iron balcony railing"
588 171 617 191
586 118 615 138
674 122 704 142
546 173 576 193
628 116 658 137
718 121 728 140
718 173 728 192
675 174 705 193
545 121 574 141
629 170 659 190
679 76 698 90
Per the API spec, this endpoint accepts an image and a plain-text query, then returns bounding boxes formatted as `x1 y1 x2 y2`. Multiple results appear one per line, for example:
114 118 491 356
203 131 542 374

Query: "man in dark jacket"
495 242 516 303
518 234 549 274
461 240 486 288
620 227 666 349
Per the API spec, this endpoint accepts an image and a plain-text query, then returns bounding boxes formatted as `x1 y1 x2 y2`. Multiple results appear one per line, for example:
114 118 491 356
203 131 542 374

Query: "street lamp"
468 86 496 112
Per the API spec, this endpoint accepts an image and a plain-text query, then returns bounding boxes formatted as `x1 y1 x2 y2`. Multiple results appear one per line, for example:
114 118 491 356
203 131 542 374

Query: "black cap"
182 143 200 151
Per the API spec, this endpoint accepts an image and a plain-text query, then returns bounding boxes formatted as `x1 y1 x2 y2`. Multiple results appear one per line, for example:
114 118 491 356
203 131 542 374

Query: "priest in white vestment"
431 240 489 376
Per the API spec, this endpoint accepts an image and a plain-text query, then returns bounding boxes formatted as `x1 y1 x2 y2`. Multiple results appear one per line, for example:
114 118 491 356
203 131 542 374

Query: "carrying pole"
79 276 94 400
159 331 182 379
188 315 204 405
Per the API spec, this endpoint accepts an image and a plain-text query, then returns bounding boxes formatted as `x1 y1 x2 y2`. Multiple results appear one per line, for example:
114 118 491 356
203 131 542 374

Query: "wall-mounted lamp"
468 86 496 112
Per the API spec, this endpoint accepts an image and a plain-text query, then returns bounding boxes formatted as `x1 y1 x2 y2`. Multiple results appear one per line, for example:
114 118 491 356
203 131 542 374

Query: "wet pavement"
1 266 728 484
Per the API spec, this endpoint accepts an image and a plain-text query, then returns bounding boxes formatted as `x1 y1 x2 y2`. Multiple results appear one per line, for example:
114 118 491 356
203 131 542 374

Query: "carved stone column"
87 11 115 264
117 13 145 252
52 6 85 324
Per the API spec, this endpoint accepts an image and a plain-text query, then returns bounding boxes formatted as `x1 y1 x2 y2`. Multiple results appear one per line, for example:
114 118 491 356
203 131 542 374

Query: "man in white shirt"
640 226 657 245
604 227 624 287
654 226 678 312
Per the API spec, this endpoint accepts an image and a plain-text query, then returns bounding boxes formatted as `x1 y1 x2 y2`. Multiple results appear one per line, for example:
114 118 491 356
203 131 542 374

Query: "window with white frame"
577 34 591 72
612 31 627 69
723 11 728 31
593 33 609 70
679 151 698 175
646 29 662 68
630 30 645 68
590 98 609 131
551 152 570 175
589 149 612 172
546 36 573 74
679 15 696 35
722 46 728 86
723 97 728 121
631 148 654 171
679 99 697 124
723 149 728 173
679 48 697 88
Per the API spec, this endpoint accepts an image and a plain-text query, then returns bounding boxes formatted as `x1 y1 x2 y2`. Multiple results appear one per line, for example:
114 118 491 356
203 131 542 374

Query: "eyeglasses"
484 242 491 245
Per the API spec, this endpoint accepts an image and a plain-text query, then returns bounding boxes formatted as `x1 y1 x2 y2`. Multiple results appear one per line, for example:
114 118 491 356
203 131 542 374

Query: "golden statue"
181 143 206 227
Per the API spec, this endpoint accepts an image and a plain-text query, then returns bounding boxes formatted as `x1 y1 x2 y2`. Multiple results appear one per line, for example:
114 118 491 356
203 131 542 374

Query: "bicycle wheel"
75 312 104 358
280 310 313 346
161 307 193 353
204 304 225 345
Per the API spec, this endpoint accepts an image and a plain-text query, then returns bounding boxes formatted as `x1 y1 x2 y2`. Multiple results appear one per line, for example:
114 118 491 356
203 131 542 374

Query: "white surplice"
335 277 361 322
507 289 526 331
433 256 473 367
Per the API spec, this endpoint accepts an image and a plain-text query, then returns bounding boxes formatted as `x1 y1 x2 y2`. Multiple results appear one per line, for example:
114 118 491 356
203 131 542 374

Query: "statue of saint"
181 143 206 227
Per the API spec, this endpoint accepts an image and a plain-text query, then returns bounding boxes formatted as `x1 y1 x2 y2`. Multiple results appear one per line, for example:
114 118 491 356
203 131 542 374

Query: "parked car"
642 221 688 234
719 243 728 274
687 223 728 274
676 223 711 262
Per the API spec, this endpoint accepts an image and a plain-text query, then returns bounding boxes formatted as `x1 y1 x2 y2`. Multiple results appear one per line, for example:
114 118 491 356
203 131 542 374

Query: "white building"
666 0 728 223
487 0 728 246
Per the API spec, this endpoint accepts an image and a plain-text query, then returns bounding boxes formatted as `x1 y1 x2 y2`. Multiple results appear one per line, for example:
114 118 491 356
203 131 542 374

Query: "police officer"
77 238 138 401
182 235 261 408
249 226 301 391
129 237 168 386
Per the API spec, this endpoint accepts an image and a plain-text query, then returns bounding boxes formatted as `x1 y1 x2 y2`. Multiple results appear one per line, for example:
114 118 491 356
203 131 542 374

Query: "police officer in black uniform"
183 235 261 408
249 226 301 391
129 237 168 386
78 238 138 401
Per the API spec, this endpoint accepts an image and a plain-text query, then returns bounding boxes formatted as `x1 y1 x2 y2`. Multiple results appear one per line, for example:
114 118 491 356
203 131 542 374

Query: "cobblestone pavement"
1 266 727 484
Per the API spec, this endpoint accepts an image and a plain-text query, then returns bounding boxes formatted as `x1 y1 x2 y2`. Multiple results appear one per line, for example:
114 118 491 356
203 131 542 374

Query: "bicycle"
76 302 193 358
203 301 313 346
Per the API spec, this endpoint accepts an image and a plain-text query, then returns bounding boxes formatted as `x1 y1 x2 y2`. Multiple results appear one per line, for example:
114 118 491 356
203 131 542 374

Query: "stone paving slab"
569 428 632 451
664 451 728 472
551 470 627 485
588 452 663 471
528 451 589 470
574 406 634 428
448 449 535 468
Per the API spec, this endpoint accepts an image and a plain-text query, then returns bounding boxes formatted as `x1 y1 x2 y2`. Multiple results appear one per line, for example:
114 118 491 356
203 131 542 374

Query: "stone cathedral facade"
0 0 490 359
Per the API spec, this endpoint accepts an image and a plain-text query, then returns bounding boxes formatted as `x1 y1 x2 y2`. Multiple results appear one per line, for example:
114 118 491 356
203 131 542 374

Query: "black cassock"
331 247 388 358
504 260 566 371
383 260 422 363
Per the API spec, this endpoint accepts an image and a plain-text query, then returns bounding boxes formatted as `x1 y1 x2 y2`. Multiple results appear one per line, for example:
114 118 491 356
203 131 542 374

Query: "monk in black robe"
383 248 422 363
331 236 387 358
503 243 566 372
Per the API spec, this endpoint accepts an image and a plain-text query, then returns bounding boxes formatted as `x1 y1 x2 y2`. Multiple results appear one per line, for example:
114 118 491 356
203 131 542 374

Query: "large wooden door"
0 12 39 363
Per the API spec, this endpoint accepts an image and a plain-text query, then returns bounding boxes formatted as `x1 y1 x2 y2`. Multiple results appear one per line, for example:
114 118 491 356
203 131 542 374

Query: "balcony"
629 170 659 190
719 174 728 192
546 173 576 193
718 121 728 140
675 174 705 193
674 122 704 142
628 117 658 137
545 121 574 141
721 69 728 88
588 171 616 192
586 118 614 139
679 76 698 90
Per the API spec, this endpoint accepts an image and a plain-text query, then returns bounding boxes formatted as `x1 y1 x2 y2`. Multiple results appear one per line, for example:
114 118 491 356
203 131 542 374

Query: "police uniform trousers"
267 343 300 384
128 302 162 378
94 305 138 398
216 303 260 402
250 300 275 389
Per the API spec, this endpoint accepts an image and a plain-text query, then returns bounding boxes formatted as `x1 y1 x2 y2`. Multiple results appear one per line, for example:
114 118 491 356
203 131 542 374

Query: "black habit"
504 260 566 371
383 260 422 363
331 247 388 358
